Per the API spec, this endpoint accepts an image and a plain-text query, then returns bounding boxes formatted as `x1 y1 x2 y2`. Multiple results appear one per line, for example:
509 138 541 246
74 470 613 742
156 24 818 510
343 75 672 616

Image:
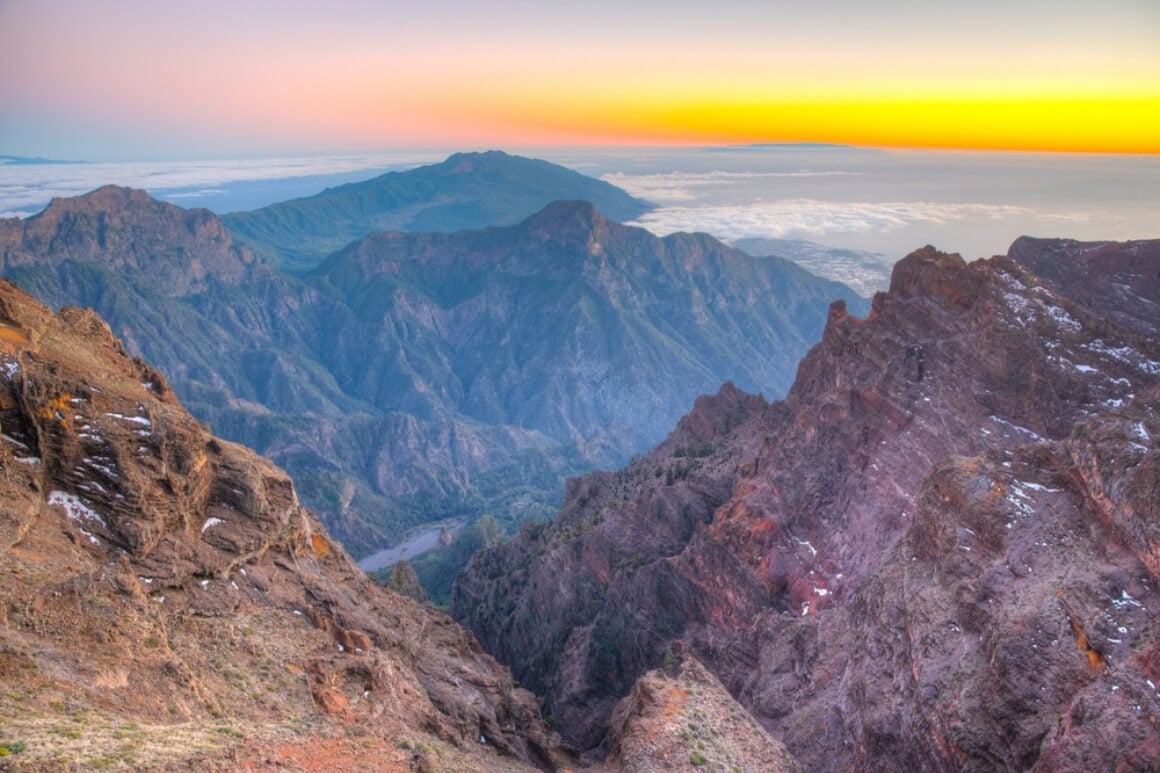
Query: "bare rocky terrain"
454 238 1160 770
0 278 551 770
0 277 786 772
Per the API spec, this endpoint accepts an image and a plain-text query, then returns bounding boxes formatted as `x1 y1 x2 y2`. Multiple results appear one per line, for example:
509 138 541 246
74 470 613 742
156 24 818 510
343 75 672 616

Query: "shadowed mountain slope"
453 238 1160 771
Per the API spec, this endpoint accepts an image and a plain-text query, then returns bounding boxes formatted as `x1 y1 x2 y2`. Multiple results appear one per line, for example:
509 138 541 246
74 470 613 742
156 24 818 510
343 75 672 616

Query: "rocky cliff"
1 185 867 558
0 278 551 771
453 238 1160 771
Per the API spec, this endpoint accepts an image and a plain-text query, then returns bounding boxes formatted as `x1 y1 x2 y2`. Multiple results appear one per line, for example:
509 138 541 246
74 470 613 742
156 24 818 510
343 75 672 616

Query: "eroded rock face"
0 278 549 771
453 239 1160 770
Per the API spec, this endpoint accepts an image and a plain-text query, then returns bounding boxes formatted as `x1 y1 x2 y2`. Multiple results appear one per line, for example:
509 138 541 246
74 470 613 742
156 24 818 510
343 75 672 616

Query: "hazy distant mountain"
1 185 865 559
0 154 84 165
732 236 894 296
222 150 653 272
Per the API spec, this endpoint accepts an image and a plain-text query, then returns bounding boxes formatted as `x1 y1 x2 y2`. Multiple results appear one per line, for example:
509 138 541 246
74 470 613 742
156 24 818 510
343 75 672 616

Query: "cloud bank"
0 153 437 218
626 199 1033 243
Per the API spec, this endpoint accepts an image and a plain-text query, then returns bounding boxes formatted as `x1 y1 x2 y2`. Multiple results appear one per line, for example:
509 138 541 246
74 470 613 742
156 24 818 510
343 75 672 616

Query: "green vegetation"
0 739 27 756
407 515 506 606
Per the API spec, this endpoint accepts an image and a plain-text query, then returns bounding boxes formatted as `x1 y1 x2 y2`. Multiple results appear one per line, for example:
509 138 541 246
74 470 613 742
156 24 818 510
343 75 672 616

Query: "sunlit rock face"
454 238 1160 771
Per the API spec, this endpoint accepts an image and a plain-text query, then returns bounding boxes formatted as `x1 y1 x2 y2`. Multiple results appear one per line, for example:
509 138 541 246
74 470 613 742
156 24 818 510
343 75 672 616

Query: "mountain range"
221 150 653 272
1 142 1157 770
0 154 868 559
0 241 802 771
453 237 1160 770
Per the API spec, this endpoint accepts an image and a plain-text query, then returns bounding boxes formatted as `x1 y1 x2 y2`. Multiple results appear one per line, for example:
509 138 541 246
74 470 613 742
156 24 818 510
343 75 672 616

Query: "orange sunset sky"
1 0 1158 158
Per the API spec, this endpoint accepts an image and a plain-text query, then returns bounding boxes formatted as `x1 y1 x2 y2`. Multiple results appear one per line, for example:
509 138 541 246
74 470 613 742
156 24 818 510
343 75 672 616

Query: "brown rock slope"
0 278 550 771
454 239 1160 771
606 645 800 773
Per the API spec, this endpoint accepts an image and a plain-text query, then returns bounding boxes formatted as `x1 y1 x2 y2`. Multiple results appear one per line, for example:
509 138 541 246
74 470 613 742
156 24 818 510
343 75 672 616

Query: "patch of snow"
1045 305 1081 331
200 579 210 588
1002 293 1033 326
293 609 303 616
106 412 152 427
1021 481 1060 493
991 416 1045 442
15 456 41 465
47 490 107 528
2 360 18 379
138 577 154 584
1114 590 1144 610
1074 364 1098 374
791 536 817 557
1 433 29 449
1133 422 1151 443
86 460 118 478
201 517 224 533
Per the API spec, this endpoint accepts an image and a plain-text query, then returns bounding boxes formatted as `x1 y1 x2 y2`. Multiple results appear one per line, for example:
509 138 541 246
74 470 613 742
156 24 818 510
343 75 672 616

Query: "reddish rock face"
0 278 550 771
453 239 1160 770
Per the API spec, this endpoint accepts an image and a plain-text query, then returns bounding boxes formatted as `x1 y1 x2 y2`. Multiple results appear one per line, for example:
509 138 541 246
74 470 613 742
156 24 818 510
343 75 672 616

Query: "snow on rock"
106 412 152 427
47 490 107 528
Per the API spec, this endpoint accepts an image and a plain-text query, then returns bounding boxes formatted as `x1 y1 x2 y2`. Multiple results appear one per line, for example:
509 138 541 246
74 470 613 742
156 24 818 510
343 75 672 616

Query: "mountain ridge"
222 150 654 272
1 178 867 559
453 236 1160 770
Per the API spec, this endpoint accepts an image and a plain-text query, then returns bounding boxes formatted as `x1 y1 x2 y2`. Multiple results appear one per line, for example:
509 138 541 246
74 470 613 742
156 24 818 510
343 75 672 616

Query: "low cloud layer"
602 170 862 203
625 199 1032 243
0 153 437 218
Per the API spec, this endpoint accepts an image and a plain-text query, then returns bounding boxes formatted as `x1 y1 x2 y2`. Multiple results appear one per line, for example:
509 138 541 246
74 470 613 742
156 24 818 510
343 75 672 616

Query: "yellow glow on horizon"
471 91 1160 154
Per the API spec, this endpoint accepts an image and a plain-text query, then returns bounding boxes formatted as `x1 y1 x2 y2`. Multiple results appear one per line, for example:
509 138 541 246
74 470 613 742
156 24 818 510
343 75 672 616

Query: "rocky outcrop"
0 278 550 771
606 646 801 772
453 239 1160 770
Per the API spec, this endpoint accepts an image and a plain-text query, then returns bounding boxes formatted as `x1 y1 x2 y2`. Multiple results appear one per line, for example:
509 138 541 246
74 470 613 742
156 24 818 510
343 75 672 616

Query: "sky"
2 0 1159 158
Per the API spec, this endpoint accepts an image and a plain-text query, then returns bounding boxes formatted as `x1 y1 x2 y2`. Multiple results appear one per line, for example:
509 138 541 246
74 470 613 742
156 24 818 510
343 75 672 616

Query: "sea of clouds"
0 152 441 218
4 146 1156 266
